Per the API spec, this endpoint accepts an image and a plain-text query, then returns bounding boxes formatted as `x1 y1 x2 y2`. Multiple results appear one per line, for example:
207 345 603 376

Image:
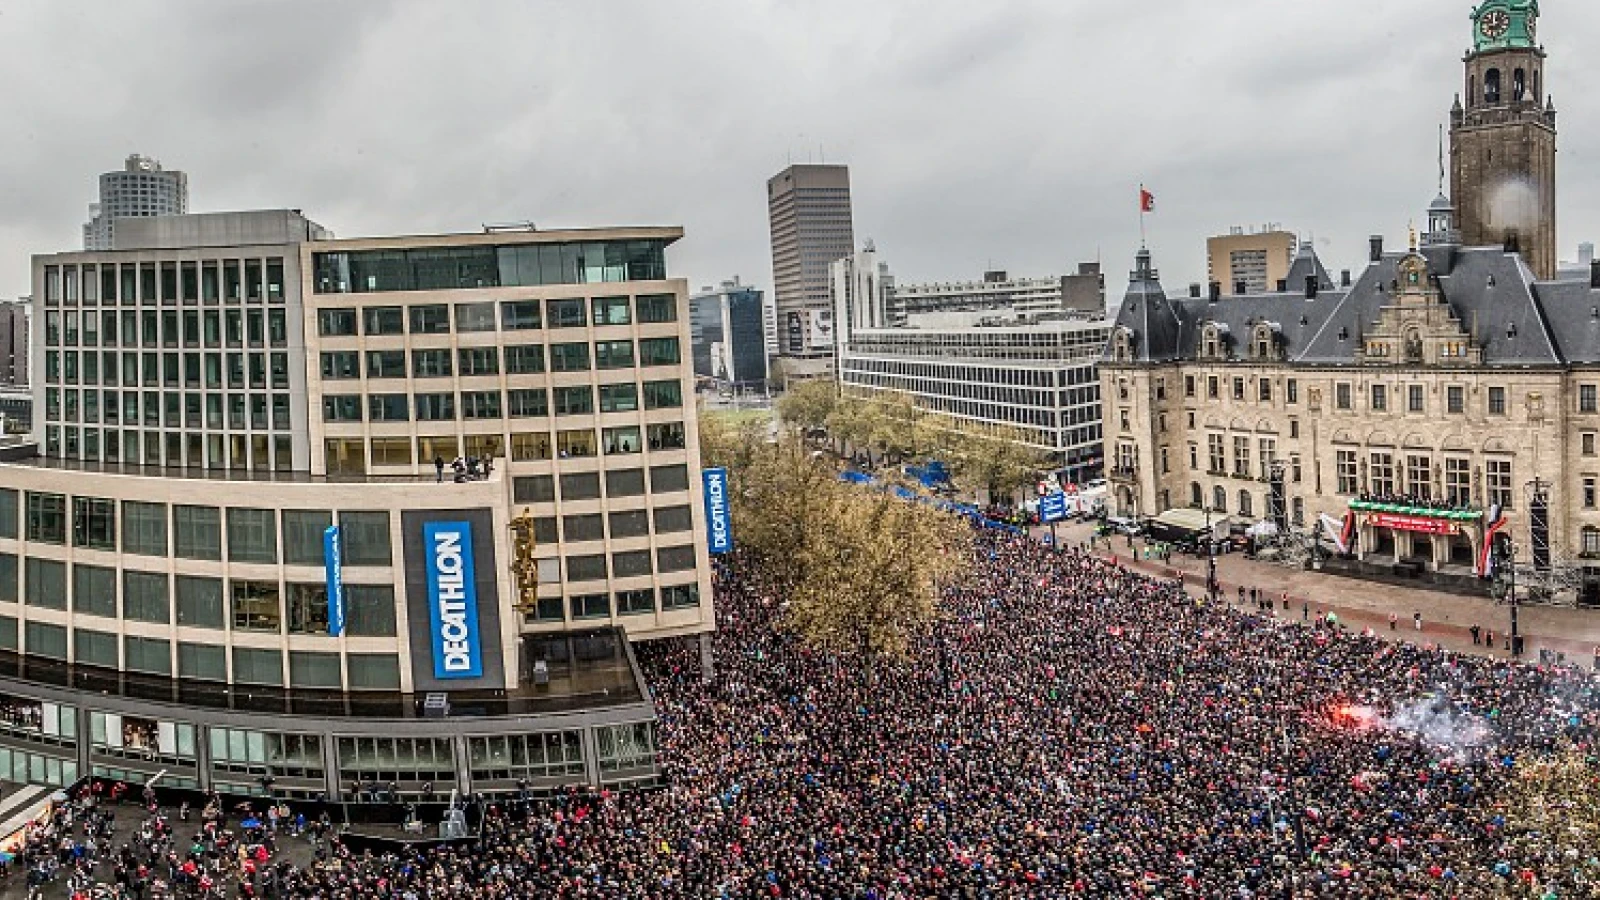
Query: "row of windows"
0 558 397 637
512 466 689 503
12 492 391 565
318 339 681 379
322 386 683 425
1185 484 1304 525
43 259 286 306
1334 383 1495 416
312 241 669 294
44 308 290 350
44 350 291 390
315 296 674 338
527 584 701 622
47 389 291 430
45 428 293 471
1331 450 1510 507
842 356 1080 388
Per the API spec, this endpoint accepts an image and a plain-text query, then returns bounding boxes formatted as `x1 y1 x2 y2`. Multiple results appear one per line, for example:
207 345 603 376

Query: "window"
462 390 502 419
1582 384 1597 413
1336 450 1358 495
1586 477 1597 510
549 343 591 372
558 429 596 457
363 306 405 335
1487 459 1513 509
566 555 608 582
513 476 555 504
232 648 283 686
1238 491 1253 517
643 380 682 409
1370 452 1395 495
176 576 224 629
1207 434 1224 474
501 301 540 330
371 437 412 466
1408 384 1424 413
232 581 281 633
1335 383 1352 410
454 302 496 333
610 510 650 538
654 505 693 533
339 511 391 567
595 340 635 369
1587 433 1598 457
1257 438 1276 479
1447 386 1465 414
1232 436 1250 477
123 571 169 624
571 594 610 618
1184 376 1196 399
648 422 686 450
362 350 405 379
322 395 362 422
25 492 67 545
639 338 680 366
25 559 66 610
650 464 689 492
612 550 652 578
563 514 605 543
504 345 545 374
604 426 642 455
1488 386 1507 415
409 305 450 334
1232 377 1244 401
0 490 15 540
508 389 549 418
72 565 116 618
1586 528 1600 557
618 589 655 614
636 294 676 323
280 510 333 566
658 545 696 573
1207 376 1218 399
592 296 631 326
560 473 602 501
414 393 456 421
75 629 118 669
320 351 360 379
345 585 397 637
348 654 401 690
606 469 646 498
367 393 409 423
1445 458 1471 507
317 308 357 337
554 386 594 416
287 584 330 635
599 383 639 413
663 583 699 609
1406 456 1432 500
1286 379 1298 404
1258 379 1271 402
228 508 278 564
72 497 116 550
412 348 453 377
1370 384 1387 412
174 506 221 560
548 299 587 328
458 347 499 376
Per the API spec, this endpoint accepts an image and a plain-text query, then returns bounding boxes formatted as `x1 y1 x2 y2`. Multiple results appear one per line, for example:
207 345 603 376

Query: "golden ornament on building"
508 508 540 614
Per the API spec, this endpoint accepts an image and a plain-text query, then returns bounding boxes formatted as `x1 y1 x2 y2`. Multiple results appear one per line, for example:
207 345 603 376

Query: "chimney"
1590 259 1600 290
1189 283 1202 298
1234 280 1248 296
1305 275 1319 300
1208 282 1221 303
1369 235 1384 262
1276 279 1288 292
1340 269 1352 287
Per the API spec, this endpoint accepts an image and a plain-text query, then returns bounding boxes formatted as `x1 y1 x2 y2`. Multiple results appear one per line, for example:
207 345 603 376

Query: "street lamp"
1204 505 1219 601
1491 538 1521 656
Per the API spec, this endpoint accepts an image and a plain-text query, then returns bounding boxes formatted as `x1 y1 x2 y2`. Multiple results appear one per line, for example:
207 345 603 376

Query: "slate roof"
1107 240 1598 367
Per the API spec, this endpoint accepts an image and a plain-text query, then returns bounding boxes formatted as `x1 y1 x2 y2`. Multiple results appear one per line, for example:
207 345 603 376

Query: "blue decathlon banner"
422 521 484 680
324 525 346 637
702 467 734 555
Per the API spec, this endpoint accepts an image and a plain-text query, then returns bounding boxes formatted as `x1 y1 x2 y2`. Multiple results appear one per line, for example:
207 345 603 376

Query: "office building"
1207 228 1297 296
829 242 893 348
83 155 190 252
888 268 1099 324
767 164 854 377
2 210 712 796
1062 263 1106 316
0 301 28 387
690 278 769 389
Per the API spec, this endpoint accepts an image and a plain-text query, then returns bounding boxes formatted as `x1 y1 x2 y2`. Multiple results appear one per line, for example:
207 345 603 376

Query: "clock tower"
1450 0 1557 280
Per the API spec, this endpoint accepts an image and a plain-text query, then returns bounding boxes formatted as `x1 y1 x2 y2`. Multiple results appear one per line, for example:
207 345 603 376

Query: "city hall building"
0 210 713 798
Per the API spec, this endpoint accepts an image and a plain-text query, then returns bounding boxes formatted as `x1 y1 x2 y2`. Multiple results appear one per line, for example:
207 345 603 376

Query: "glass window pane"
72 564 117 618
175 576 224 629
340 512 391 566
121 501 168 556
282 510 333 566
345 585 397 637
227 508 278 564
122 570 169 624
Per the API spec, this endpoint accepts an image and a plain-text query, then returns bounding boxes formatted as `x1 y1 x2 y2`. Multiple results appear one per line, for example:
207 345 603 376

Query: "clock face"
1480 9 1511 39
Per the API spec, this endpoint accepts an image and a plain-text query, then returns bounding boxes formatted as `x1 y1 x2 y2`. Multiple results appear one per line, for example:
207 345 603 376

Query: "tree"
703 416 973 657
776 379 839 438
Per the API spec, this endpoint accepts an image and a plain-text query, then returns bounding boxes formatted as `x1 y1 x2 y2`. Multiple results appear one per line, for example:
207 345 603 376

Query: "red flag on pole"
1140 188 1156 213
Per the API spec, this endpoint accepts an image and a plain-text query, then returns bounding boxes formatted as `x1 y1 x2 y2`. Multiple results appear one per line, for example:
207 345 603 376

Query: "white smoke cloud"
1385 697 1492 760
1487 177 1543 238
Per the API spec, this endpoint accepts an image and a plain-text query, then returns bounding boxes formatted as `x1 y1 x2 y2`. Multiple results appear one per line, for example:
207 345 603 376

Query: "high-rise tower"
82 154 190 251
1449 0 1557 280
766 164 855 377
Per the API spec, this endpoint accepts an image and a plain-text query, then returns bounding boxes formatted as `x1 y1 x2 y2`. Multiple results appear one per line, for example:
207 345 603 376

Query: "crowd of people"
17 530 1600 896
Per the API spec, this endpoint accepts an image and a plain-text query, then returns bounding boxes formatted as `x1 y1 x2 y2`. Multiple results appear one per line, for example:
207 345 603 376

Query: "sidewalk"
1038 520 1600 667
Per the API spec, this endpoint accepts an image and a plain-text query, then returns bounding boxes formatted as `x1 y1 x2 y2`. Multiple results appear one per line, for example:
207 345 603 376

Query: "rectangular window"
25 492 67 545
1232 377 1244 401
367 393 410 423
322 395 363 422
554 385 594 416
501 301 540 330
1487 459 1513 509
508 389 549 418
604 426 642 455
346 584 397 636
462 390 502 419
125 636 171 676
320 351 361 379
25 559 66 610
1232 436 1250 477
549 343 591 372
612 550 652 578
650 464 690 493
557 428 598 458
173 505 222 560
412 348 453 378
504 345 545 374
599 383 639 413
1447 385 1465 413
75 629 118 669
639 337 681 366
1488 386 1507 415
414 393 456 421
452 348 496 378
570 593 610 618
232 647 283 686
122 571 169 624
1370 452 1395 496
510 433 551 460
642 380 682 410
566 555 608 582
287 584 330 635
592 296 632 326
409 304 450 334
609 509 650 538
1286 379 1298 404
228 508 278 564
1206 376 1218 399
656 545 696 573
0 490 16 540
25 622 66 660
662 583 699 609
547 299 587 328
1586 433 1598 457
513 475 556 504
1406 455 1432 500
1335 383 1352 410
72 496 116 550
1258 379 1271 402
231 581 282 633
317 308 357 337
175 576 224 629
563 513 605 543
365 349 406 378
1408 384 1424 413
1583 384 1598 413
606 469 646 497
340 511 391 566
1371 384 1387 412
281 510 333 566
72 564 117 618
362 306 405 336
1336 450 1358 495
560 473 602 501
636 294 676 323
1184 376 1196 399
347 653 401 690
178 643 226 680
454 302 497 333
654 505 693 533
618 589 656 614
1586 477 1597 510
595 340 635 369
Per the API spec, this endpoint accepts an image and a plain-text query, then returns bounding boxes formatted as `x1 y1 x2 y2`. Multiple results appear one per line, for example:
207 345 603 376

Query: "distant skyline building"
690 277 769 389
83 154 189 251
829 242 893 350
0 299 28 387
1206 228 1297 296
766 164 855 377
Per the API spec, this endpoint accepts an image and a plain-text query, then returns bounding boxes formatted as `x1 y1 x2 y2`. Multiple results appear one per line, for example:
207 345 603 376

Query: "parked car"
1105 516 1143 537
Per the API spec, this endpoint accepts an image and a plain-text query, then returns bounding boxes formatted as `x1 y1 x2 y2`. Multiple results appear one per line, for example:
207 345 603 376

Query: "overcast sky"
0 0 1596 298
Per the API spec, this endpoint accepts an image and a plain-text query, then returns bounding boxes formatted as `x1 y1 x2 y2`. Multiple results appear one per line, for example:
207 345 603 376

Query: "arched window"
1191 482 1203 508
1485 68 1501 104
1213 486 1227 512
1239 491 1254 518
1514 68 1526 101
